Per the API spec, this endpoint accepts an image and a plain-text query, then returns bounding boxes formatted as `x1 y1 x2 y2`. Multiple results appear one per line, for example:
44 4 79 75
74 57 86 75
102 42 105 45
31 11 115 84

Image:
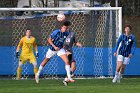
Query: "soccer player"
16 29 39 80
35 21 75 83
62 30 82 86
112 24 136 83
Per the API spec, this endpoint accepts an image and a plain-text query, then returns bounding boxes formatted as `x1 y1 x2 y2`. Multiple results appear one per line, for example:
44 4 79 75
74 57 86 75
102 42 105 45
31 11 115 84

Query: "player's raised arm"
76 42 82 47
73 33 82 47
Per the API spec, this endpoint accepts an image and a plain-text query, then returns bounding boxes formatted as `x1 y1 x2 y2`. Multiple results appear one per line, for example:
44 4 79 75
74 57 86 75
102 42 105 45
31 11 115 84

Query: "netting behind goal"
0 7 122 79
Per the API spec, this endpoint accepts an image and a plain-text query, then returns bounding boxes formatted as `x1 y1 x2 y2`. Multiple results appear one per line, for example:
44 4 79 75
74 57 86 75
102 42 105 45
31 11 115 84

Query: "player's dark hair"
125 24 132 30
62 20 71 26
26 29 31 31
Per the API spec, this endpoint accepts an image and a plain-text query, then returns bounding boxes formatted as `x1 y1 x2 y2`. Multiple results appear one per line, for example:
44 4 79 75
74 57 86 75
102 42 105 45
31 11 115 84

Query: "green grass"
0 78 140 93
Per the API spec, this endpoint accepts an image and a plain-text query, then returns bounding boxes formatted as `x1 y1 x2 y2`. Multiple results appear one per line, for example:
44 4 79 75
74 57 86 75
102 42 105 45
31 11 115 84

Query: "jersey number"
66 38 70 42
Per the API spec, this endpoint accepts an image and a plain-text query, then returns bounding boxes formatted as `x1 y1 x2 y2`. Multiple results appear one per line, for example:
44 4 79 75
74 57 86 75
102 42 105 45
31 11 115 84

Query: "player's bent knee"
73 66 76 70
41 58 50 66
60 54 69 64
44 58 50 63
121 65 126 69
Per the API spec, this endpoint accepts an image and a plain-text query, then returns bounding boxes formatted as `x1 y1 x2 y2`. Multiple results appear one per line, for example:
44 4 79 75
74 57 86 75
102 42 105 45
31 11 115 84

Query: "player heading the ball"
35 21 75 84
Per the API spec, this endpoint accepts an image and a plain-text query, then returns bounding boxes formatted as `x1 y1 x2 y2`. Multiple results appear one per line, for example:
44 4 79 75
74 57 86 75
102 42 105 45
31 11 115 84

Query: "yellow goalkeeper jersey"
17 36 38 55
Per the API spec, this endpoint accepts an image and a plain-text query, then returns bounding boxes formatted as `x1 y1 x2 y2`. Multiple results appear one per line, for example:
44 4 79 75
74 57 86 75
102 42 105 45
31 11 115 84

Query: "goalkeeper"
63 30 82 86
16 29 39 80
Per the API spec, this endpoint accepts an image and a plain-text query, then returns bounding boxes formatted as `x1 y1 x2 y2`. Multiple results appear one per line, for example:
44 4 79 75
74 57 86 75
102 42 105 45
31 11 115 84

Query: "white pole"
118 7 122 36
115 0 118 7
0 7 122 11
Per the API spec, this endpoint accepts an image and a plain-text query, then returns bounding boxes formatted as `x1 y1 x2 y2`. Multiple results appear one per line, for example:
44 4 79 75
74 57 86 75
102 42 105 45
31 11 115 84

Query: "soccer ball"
57 14 65 22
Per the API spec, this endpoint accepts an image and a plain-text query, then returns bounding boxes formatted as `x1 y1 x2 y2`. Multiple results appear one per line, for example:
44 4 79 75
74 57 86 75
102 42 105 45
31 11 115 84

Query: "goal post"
0 7 122 79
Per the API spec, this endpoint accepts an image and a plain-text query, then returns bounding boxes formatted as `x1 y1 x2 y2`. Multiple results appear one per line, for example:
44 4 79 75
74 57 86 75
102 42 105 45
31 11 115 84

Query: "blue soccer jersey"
114 34 136 57
49 29 69 51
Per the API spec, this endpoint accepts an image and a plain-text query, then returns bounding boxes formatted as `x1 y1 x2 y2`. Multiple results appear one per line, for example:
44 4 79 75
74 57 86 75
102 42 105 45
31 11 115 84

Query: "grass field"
0 78 140 93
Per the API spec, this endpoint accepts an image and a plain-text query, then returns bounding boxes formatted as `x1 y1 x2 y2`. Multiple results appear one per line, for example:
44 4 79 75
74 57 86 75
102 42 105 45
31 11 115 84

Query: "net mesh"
0 8 120 79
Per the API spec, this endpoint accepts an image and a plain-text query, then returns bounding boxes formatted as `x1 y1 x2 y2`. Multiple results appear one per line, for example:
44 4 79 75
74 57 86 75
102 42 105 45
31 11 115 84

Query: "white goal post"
0 7 122 79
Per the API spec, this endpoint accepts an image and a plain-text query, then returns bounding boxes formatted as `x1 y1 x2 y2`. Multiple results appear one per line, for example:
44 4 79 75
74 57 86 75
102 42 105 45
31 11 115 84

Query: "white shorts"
117 55 130 65
46 48 66 58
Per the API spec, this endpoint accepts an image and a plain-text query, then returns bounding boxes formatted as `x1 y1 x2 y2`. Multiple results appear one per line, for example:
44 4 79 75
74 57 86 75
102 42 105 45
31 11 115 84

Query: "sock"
65 65 71 79
114 71 119 79
118 72 122 79
34 67 38 75
70 71 73 75
70 68 73 74
17 67 22 79
37 65 43 76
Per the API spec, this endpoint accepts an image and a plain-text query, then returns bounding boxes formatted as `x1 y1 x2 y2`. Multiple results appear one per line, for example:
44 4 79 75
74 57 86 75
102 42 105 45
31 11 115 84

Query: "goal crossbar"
0 7 122 11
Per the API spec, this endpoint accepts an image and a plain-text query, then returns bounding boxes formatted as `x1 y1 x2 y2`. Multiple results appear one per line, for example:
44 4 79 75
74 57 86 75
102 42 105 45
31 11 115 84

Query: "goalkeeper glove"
35 52 39 58
16 52 19 58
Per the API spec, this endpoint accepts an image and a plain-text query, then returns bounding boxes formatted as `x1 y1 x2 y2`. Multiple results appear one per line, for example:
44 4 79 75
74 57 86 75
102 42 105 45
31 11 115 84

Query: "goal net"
0 7 122 79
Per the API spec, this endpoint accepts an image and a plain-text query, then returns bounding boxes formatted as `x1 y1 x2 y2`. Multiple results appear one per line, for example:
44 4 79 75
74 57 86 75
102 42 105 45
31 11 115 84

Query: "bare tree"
54 0 59 7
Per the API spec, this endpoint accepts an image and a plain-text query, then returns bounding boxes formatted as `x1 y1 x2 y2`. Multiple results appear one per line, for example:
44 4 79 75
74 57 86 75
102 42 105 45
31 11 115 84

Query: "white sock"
65 65 71 79
118 72 122 79
114 71 119 79
37 65 43 76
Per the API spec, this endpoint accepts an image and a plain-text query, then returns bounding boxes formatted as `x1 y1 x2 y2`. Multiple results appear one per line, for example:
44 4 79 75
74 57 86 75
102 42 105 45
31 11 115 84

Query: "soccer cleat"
63 80 68 86
64 77 75 83
117 76 121 83
116 74 122 83
112 78 117 83
117 79 120 83
67 79 75 83
16 77 20 80
35 74 40 84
